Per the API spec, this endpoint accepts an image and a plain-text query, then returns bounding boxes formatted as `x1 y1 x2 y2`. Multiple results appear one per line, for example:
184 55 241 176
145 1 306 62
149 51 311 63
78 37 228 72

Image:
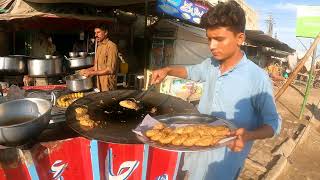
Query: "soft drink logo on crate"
50 160 68 180
106 148 140 180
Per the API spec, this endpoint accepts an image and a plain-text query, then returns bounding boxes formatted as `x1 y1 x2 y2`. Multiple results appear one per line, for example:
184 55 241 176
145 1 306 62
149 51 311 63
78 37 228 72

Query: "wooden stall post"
275 33 320 101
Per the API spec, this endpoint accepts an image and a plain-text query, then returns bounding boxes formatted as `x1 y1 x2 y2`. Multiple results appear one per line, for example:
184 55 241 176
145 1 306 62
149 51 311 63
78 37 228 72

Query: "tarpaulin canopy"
0 0 114 21
153 20 211 65
0 0 117 31
245 30 295 53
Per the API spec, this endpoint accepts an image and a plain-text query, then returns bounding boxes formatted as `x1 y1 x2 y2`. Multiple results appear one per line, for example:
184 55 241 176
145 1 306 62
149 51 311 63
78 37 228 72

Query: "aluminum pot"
66 56 94 70
28 58 62 77
0 98 52 145
0 55 27 74
69 52 78 58
65 74 93 92
79 52 87 57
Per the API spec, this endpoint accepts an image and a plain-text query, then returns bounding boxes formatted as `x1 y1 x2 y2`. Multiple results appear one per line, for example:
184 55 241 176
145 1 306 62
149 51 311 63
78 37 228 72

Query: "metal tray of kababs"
135 113 237 152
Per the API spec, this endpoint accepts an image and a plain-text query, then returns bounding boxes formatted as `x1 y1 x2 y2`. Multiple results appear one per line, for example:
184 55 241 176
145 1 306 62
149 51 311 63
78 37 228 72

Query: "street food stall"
0 1 239 180
0 0 138 88
0 88 203 179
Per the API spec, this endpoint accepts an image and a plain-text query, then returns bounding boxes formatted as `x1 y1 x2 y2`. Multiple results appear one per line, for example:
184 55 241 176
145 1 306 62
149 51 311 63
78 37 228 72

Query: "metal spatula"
134 84 156 101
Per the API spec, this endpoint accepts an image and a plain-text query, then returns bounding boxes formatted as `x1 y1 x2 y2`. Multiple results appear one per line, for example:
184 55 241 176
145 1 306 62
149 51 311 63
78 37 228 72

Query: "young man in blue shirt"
151 1 281 179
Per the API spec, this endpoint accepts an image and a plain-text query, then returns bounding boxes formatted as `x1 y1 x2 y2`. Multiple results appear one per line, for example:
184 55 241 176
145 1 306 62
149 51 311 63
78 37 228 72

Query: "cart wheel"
314 81 320 89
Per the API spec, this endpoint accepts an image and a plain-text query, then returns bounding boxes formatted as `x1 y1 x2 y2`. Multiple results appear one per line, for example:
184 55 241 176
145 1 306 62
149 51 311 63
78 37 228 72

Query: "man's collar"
98 38 109 45
210 52 248 73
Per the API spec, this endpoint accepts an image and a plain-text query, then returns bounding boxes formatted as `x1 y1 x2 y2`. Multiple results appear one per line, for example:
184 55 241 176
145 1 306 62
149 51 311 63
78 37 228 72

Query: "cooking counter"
0 120 184 180
0 89 197 180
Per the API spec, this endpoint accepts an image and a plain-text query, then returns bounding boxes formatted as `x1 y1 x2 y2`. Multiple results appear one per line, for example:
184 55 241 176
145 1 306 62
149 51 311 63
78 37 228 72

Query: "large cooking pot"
66 56 93 70
0 55 28 74
28 58 62 77
0 98 52 146
65 74 93 92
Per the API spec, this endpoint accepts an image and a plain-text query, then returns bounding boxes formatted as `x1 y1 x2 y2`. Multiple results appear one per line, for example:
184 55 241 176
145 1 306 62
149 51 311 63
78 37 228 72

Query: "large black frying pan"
65 90 199 144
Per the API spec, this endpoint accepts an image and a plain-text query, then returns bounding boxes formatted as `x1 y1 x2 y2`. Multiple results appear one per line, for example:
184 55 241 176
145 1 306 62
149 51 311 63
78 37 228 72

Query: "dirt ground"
239 83 320 180
277 123 320 180
276 84 320 180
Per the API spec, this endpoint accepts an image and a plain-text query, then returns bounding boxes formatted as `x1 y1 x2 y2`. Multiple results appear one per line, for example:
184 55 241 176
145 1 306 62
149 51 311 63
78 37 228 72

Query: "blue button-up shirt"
183 54 281 180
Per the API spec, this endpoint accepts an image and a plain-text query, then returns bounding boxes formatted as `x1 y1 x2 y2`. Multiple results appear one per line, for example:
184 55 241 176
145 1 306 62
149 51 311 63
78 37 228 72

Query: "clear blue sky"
246 0 320 55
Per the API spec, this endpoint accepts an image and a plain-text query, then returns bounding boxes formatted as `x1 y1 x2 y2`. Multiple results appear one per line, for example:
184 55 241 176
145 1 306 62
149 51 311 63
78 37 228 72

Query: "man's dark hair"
200 0 246 33
95 24 109 32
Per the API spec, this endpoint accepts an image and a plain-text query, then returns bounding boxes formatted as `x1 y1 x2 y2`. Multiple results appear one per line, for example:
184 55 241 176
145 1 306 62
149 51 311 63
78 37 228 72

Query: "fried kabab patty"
171 134 189 146
57 92 84 108
159 133 179 144
153 123 166 130
145 124 230 147
75 107 88 117
150 131 166 141
119 99 140 110
182 135 201 146
195 136 214 147
145 129 160 137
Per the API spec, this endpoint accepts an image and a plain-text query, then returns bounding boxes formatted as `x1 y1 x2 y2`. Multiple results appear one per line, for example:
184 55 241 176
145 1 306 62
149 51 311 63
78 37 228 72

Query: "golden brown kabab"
144 124 230 147
183 135 201 146
57 92 84 108
75 107 88 117
171 134 188 146
195 136 214 147
79 119 95 127
150 132 165 141
146 129 160 137
74 107 95 128
119 99 140 110
153 122 165 130
159 133 179 144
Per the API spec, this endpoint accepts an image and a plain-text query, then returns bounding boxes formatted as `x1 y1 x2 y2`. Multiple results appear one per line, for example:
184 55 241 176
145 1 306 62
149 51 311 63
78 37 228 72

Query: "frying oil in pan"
94 100 159 126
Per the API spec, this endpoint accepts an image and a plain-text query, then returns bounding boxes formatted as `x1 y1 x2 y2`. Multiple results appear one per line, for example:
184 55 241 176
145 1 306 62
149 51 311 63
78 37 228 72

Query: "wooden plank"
275 33 320 100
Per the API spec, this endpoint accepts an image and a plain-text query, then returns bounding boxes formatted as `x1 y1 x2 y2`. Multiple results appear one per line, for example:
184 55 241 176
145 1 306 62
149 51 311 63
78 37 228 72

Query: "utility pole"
265 13 274 37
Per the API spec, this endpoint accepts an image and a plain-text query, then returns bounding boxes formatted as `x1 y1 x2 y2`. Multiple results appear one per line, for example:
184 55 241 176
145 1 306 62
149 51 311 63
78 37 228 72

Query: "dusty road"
277 122 320 180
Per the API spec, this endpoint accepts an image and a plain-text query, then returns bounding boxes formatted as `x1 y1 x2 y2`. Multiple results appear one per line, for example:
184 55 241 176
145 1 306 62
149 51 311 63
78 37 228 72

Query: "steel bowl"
0 98 52 145
69 52 78 58
65 74 93 92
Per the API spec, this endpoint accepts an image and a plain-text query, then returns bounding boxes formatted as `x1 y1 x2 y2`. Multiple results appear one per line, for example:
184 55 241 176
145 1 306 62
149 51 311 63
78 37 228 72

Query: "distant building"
205 0 258 30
